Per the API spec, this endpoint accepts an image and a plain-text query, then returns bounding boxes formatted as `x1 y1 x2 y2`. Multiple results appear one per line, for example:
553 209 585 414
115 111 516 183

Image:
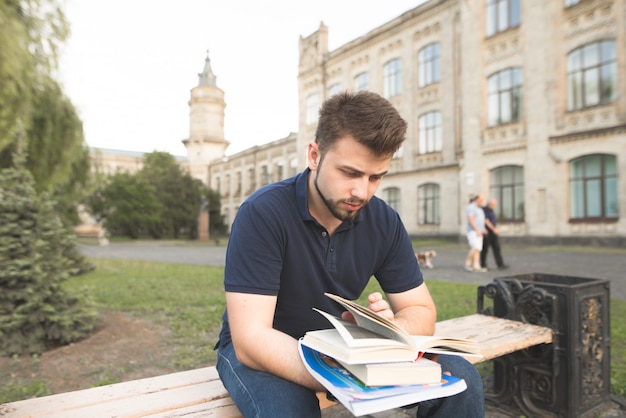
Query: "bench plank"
435 313 553 364
1 367 242 418
1 314 554 417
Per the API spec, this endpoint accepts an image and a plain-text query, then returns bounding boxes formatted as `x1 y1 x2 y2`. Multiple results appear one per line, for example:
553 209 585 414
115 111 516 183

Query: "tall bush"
0 152 96 355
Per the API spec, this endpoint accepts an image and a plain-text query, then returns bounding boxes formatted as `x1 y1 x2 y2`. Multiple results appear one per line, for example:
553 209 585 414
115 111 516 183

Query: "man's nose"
350 178 369 200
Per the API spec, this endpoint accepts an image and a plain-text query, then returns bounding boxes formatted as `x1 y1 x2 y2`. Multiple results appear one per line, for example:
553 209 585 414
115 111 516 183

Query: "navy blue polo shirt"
217 168 423 347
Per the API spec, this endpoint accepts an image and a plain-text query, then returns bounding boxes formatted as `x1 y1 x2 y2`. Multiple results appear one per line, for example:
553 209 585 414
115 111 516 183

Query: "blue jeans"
217 341 484 418
415 354 485 418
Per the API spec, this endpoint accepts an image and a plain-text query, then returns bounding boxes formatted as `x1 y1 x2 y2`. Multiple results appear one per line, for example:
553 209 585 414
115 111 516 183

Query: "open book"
301 293 482 365
298 342 467 417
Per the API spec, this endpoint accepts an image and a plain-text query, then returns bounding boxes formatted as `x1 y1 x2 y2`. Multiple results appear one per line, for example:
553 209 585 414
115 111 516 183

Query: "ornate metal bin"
477 273 611 417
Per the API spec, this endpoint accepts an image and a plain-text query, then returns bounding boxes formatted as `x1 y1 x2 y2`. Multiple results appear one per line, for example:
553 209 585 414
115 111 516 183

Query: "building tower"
183 51 229 184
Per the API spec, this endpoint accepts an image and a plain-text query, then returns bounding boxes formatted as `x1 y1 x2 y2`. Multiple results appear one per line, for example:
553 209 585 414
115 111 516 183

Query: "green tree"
1 1 90 225
0 150 96 356
0 0 70 152
138 152 203 239
205 188 227 238
87 172 162 239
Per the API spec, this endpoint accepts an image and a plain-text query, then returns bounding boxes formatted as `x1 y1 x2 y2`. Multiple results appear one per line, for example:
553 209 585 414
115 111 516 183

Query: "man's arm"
468 213 483 236
485 218 499 234
225 292 325 391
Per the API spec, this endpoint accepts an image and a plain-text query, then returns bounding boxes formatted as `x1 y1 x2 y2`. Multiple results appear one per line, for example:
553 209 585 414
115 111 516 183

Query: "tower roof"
198 50 217 87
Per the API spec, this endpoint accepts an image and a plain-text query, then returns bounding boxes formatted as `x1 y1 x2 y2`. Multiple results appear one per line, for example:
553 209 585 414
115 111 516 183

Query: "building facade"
297 0 625 243
94 0 625 244
207 133 299 228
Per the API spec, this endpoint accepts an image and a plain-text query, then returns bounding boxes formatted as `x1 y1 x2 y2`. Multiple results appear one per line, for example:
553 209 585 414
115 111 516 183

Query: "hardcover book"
337 356 441 387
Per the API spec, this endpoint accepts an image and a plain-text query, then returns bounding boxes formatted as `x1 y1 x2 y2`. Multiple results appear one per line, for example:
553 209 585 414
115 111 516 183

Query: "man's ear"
307 143 321 170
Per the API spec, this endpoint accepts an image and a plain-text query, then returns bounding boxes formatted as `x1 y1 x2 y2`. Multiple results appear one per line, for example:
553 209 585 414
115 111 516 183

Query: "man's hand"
341 292 395 322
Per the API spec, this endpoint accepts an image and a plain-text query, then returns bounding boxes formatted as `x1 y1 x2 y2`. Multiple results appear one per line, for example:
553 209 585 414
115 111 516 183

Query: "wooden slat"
1 314 554 417
1 367 242 418
435 313 553 364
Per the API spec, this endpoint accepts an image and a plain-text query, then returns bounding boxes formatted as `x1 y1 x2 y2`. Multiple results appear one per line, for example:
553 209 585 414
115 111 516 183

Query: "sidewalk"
77 241 626 300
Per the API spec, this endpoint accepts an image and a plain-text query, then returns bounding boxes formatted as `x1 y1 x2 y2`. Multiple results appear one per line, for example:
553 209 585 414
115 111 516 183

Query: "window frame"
418 111 443 154
328 83 342 97
418 43 441 88
489 165 525 222
567 40 617 111
418 183 440 225
383 187 401 214
486 0 521 37
565 0 582 7
487 67 523 127
569 154 618 222
383 58 402 98
354 72 369 92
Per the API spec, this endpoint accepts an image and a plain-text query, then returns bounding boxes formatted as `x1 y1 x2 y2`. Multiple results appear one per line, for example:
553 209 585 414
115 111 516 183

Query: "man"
215 91 484 417
464 194 487 272
480 198 509 270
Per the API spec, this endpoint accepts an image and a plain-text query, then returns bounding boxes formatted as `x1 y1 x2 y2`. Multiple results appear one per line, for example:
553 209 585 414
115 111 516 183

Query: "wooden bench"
0 314 553 418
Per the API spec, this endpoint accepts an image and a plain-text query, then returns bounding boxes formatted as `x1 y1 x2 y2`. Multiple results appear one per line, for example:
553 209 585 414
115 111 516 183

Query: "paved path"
77 241 626 300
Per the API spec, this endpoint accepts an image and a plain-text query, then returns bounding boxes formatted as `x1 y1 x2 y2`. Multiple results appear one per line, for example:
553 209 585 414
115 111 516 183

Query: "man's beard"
314 170 368 222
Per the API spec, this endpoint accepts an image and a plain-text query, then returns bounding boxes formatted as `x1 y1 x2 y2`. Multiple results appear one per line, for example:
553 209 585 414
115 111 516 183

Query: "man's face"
309 136 391 222
475 195 485 207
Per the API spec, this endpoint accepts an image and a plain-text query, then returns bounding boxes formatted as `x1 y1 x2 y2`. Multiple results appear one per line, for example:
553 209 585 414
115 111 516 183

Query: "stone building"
207 133 299 228
94 0 625 244
296 0 625 244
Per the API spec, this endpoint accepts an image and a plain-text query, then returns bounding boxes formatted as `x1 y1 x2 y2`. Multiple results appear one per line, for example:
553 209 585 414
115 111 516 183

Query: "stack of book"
298 293 482 416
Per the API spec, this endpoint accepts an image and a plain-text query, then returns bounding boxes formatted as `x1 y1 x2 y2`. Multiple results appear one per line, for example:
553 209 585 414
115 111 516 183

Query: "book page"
412 335 482 357
313 309 407 348
324 293 415 348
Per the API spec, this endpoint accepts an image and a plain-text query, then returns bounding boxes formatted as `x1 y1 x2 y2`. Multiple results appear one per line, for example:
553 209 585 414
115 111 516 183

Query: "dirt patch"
0 312 177 396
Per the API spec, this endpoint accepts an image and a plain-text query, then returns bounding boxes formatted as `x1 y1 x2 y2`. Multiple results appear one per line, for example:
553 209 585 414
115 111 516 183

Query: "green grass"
67 259 227 368
3 258 625 403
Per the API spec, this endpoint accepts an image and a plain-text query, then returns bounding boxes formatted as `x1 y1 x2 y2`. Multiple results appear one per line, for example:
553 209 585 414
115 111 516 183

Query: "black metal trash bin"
478 273 611 418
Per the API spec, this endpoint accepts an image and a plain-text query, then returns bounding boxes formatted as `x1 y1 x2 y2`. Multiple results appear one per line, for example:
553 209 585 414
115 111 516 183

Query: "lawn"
2 258 625 402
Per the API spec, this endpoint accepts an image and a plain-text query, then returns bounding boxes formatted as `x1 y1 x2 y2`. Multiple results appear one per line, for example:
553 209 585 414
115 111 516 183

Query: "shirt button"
322 231 327 237
330 248 334 252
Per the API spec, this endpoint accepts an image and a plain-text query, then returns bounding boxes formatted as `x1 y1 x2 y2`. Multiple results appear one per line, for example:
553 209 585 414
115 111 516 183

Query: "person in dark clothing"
215 91 484 418
480 198 509 270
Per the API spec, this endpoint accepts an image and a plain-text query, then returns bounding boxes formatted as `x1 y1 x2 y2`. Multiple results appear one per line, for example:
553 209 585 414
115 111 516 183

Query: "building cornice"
549 123 626 144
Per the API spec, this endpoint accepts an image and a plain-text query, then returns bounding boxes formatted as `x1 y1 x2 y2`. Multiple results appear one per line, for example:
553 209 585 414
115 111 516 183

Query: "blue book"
299 341 467 416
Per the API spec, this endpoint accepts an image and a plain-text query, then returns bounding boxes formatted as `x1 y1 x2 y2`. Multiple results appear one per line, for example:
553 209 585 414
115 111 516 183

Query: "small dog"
416 250 437 269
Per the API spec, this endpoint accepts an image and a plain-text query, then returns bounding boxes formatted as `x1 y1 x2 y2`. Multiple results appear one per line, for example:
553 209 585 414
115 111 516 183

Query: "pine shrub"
0 159 97 356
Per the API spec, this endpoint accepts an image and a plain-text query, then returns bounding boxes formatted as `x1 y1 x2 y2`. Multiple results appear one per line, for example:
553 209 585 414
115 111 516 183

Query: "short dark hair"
315 91 407 158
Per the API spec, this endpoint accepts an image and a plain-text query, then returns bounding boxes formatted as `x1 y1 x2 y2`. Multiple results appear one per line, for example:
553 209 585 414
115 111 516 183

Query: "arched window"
383 58 402 98
488 68 523 126
328 83 342 97
569 154 618 221
383 187 401 214
418 183 440 225
489 165 524 221
418 111 442 154
418 43 440 87
567 40 617 111
354 72 369 92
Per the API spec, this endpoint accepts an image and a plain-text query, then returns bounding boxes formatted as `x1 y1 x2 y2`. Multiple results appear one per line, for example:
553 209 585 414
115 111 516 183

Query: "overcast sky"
58 1 426 156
